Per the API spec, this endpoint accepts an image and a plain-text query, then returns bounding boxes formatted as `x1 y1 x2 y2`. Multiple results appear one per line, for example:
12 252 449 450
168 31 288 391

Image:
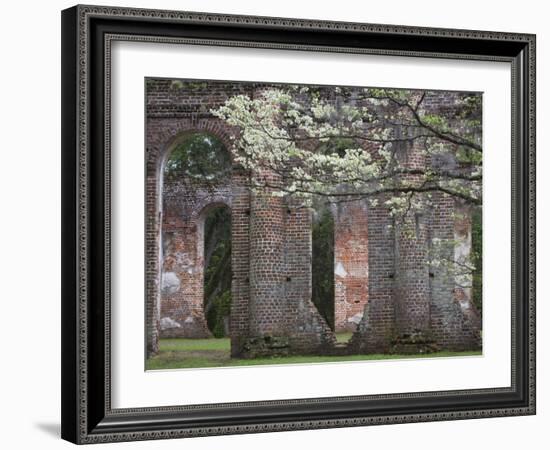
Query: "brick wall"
333 201 369 332
145 79 481 358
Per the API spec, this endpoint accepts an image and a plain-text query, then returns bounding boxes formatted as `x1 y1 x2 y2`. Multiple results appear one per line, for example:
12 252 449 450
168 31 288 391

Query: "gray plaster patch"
160 317 181 330
348 312 363 324
335 262 347 278
161 271 180 295
459 300 471 310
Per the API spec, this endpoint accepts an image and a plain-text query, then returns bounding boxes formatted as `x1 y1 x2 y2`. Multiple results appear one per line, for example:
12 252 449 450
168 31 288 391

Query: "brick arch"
154 122 236 179
194 200 233 272
149 124 237 343
192 198 232 223
149 124 236 230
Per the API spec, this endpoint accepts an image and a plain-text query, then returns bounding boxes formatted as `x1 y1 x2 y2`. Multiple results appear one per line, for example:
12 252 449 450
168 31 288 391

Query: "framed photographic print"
61 4 536 444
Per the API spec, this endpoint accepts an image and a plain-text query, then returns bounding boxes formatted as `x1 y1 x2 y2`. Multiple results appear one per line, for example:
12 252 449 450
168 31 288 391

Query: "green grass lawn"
145 336 481 370
335 332 353 343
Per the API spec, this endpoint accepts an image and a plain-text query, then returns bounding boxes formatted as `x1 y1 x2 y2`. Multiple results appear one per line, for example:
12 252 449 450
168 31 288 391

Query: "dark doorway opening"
311 206 335 331
203 205 232 337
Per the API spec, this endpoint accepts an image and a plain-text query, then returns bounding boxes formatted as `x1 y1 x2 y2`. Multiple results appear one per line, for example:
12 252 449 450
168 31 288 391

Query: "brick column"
349 196 395 353
285 201 335 353
229 172 252 357
394 212 431 336
429 196 481 350
248 181 287 337
391 137 433 352
145 160 161 357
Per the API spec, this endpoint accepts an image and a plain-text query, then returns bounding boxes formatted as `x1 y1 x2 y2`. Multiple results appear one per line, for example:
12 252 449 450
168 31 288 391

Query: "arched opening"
202 205 232 338
312 137 368 344
158 132 232 342
163 132 231 184
311 205 335 331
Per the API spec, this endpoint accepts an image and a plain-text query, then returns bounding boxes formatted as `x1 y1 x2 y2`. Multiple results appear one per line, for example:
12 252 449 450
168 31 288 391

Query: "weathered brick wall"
145 111 240 352
351 92 481 353
333 201 369 332
146 79 335 357
248 175 287 336
160 183 233 338
348 194 395 353
228 170 252 356
145 79 481 358
427 194 481 350
392 141 432 351
285 198 336 354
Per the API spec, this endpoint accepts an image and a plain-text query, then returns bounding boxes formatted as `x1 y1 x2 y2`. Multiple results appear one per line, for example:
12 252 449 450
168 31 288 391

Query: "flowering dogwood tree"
212 86 481 211
212 85 482 300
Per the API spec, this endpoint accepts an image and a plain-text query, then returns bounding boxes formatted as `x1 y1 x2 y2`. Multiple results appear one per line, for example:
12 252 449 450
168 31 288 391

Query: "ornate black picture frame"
61 4 536 444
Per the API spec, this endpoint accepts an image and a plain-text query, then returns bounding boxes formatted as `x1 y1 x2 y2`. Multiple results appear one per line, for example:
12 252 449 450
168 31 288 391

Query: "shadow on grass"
146 337 482 370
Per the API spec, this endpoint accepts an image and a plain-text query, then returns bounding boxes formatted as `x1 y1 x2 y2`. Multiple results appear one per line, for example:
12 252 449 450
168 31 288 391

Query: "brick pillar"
285 201 335 353
248 182 287 337
393 212 431 337
145 162 160 357
349 196 394 353
391 138 433 352
284 204 312 332
429 196 481 350
229 172 252 357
